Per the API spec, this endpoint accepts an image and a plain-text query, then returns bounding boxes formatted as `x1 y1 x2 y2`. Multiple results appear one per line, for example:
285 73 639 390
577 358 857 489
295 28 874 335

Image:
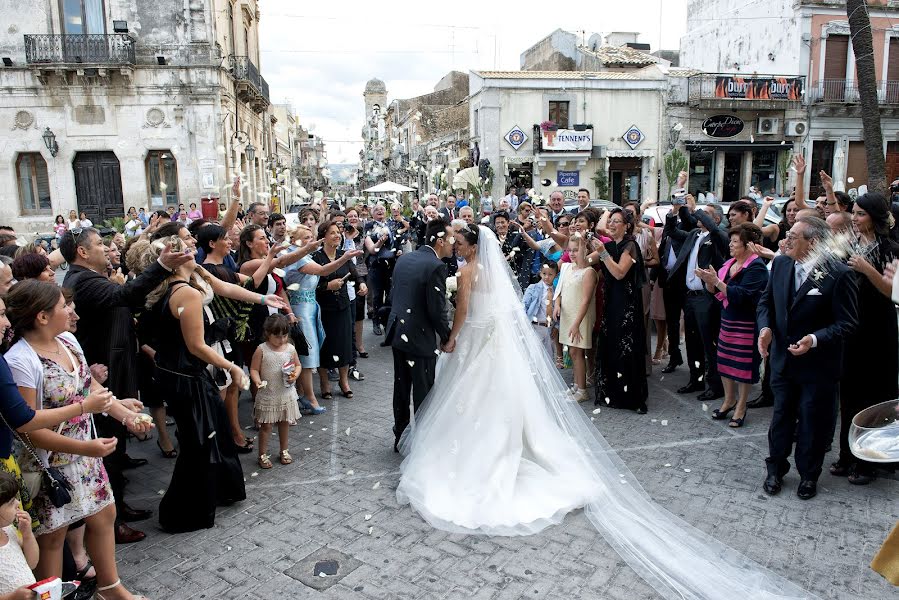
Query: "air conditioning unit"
785 120 808 137
757 118 780 135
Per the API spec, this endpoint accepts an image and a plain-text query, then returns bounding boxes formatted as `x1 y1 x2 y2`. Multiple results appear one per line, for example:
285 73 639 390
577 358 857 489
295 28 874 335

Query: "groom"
386 217 455 452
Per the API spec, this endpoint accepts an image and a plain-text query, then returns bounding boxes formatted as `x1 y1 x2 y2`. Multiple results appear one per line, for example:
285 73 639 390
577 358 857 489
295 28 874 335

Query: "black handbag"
1 410 74 508
290 322 310 356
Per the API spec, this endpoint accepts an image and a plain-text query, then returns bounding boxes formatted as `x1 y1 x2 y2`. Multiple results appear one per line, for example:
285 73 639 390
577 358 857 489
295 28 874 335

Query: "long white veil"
404 225 818 600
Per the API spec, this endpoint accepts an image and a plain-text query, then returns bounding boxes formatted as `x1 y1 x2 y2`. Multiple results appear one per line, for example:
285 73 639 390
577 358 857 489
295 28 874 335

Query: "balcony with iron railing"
807 79 899 105
687 73 805 109
228 56 270 112
24 33 135 66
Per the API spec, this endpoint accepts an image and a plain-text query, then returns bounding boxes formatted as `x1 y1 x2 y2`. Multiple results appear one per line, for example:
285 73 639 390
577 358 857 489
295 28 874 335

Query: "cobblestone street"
116 331 898 600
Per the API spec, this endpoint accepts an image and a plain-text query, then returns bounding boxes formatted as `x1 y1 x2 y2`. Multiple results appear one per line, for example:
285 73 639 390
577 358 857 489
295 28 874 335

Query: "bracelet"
259 294 265 305
599 250 610 261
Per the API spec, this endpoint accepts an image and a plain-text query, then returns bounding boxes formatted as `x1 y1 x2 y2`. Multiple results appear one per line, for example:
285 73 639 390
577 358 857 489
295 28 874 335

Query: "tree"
664 149 688 195
847 0 887 194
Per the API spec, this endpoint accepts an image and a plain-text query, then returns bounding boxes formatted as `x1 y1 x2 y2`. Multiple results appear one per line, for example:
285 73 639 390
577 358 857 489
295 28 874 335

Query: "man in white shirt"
501 186 518 213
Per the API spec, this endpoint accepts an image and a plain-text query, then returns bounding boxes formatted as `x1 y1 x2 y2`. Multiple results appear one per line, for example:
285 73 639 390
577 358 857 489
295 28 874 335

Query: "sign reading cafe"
541 128 593 152
701 115 744 138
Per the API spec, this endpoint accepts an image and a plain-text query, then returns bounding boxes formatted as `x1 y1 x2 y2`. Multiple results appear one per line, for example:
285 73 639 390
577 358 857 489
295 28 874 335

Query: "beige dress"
253 343 301 424
557 263 596 349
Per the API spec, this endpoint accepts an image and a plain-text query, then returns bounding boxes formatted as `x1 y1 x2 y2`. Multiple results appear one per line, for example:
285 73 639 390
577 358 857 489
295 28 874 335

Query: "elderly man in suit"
386 218 455 452
660 196 728 400
758 215 859 500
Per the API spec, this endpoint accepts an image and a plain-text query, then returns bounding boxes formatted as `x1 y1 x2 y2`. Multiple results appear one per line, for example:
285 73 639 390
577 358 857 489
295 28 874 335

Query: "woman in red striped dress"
695 223 769 428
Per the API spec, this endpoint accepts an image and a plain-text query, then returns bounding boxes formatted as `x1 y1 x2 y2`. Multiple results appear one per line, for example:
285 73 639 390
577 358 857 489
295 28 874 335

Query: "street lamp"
42 127 59 157
245 142 256 163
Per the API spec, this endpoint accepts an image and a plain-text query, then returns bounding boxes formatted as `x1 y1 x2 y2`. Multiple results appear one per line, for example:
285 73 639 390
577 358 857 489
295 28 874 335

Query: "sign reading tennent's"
541 128 593 152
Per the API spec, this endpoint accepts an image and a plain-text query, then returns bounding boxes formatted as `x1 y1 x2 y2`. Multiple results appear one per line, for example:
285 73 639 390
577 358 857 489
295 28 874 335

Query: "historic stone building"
0 0 272 233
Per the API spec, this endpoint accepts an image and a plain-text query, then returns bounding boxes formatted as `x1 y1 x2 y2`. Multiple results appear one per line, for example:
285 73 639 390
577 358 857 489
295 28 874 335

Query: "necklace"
31 339 62 356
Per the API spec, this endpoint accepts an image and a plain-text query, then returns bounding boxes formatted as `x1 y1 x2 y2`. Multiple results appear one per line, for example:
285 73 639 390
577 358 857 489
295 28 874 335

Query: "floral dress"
15 339 113 534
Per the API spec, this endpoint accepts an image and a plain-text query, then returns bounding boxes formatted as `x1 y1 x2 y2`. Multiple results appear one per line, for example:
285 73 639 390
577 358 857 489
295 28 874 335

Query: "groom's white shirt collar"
423 245 438 258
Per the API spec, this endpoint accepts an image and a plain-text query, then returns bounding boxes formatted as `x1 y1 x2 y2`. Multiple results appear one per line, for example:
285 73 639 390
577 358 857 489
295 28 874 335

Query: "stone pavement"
115 330 898 600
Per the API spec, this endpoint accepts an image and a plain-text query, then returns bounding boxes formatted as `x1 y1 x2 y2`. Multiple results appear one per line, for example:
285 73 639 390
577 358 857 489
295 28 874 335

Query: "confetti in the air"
661 420 669 426
372 481 380 490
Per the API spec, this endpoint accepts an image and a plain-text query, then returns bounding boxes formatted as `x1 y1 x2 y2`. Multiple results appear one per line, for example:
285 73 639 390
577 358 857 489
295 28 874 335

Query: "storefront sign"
541 128 593 151
557 170 580 187
622 125 645 150
714 76 803 101
701 115 744 138
505 126 528 151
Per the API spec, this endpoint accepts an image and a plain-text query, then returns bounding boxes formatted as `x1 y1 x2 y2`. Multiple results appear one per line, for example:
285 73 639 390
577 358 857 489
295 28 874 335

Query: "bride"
396 224 818 600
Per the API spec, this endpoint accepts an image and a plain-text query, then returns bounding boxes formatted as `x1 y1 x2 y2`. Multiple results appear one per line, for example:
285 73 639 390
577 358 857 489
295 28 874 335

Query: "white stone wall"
471 72 664 202
681 0 801 75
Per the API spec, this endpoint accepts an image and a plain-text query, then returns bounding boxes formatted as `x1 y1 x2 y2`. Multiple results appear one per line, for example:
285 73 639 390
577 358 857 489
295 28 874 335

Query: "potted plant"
540 120 558 146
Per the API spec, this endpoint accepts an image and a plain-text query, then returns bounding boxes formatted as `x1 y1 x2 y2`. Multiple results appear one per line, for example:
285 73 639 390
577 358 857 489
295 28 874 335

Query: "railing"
260 76 270 102
24 33 135 65
229 55 262 91
807 79 899 105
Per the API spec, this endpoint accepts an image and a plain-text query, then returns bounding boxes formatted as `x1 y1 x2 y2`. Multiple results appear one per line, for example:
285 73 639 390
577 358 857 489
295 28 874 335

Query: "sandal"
357 351 369 358
156 439 178 459
321 391 333 400
74 559 96 583
234 440 254 454
340 388 354 399
258 454 273 469
96 579 149 600
555 355 564 369
728 416 745 428
279 450 293 465
848 469 875 485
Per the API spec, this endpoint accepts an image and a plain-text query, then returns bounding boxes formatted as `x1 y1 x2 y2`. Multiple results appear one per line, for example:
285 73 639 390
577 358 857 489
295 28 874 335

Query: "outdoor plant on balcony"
539 120 558 132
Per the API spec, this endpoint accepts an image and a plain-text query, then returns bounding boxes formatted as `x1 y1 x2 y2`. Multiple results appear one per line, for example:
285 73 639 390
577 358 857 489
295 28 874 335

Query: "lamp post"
42 127 59 157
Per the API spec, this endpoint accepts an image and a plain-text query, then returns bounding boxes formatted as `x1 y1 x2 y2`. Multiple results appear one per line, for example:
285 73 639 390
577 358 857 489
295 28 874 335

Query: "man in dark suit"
439 194 458 221
61 227 190 542
661 197 728 400
758 215 859 500
386 218 455 452
657 193 694 374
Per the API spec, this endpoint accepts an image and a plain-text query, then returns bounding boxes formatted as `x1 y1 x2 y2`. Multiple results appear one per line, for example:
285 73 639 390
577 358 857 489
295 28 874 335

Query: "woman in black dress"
313 222 366 399
593 208 648 413
140 235 286 532
832 192 899 485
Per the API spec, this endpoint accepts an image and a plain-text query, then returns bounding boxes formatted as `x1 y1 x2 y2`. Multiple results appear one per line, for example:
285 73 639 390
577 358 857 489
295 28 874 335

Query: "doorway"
609 157 642 204
723 152 742 202
73 152 124 224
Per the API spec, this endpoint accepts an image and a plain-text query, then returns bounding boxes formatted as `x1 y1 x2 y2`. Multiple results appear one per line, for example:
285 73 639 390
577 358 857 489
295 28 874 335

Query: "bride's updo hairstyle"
457 223 479 247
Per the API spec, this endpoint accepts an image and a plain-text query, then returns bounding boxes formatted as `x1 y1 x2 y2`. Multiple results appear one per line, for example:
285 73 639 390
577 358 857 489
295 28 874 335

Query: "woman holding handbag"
5 280 152 600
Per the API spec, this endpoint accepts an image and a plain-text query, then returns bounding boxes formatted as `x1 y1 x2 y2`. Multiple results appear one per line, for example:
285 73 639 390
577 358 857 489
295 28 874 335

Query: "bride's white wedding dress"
396 226 818 600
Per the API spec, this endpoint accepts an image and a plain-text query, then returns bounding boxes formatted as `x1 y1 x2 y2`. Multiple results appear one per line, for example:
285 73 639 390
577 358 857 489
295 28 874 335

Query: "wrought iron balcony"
807 79 899 105
228 56 270 112
24 33 135 66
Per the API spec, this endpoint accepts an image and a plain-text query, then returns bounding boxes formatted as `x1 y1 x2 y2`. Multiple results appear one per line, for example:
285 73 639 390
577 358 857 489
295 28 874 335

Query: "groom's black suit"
386 245 451 448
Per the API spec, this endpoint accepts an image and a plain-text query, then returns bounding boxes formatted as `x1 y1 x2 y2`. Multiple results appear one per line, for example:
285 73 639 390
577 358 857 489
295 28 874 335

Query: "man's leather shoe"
697 389 724 401
661 359 683 374
797 480 817 500
114 522 146 544
372 323 383 336
762 474 783 495
120 504 152 522
747 393 774 409
677 381 704 394
122 455 148 470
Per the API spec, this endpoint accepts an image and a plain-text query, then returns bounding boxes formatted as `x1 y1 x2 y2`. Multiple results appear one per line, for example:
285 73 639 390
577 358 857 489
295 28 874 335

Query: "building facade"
680 0 899 199
0 0 272 234
469 68 666 203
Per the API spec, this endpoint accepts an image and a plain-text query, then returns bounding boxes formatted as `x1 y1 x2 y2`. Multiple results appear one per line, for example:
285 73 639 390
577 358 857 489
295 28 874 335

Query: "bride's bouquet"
445 275 458 304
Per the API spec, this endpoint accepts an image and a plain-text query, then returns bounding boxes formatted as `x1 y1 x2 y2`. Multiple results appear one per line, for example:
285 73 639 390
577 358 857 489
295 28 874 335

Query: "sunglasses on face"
557 221 570 227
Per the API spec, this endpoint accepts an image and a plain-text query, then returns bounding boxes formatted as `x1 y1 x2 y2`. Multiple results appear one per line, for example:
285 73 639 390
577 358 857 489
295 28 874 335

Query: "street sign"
505 126 528 151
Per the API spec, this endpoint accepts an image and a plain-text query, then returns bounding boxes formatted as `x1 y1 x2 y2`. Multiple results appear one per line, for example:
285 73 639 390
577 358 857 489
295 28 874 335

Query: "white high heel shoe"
95 579 150 600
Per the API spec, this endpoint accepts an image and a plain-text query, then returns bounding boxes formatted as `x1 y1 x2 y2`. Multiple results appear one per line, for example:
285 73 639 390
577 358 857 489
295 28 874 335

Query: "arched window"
145 150 178 208
16 153 52 215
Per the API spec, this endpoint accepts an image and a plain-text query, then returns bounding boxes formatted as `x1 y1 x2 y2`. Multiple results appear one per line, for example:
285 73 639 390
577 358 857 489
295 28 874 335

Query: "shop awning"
685 140 788 152
534 151 591 168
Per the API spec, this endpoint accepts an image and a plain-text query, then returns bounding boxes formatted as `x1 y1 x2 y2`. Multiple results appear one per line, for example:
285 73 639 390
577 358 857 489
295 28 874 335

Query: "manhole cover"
285 547 362 591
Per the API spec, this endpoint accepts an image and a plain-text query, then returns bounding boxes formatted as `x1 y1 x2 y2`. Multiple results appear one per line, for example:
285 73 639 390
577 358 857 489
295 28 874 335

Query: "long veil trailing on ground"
398 226 818 600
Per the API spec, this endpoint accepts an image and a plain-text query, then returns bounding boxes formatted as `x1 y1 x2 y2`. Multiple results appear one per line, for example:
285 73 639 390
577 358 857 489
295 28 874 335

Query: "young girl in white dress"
250 314 301 469
0 472 37 596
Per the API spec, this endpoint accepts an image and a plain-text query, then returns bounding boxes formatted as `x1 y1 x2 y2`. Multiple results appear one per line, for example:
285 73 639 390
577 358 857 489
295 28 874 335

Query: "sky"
259 1 689 166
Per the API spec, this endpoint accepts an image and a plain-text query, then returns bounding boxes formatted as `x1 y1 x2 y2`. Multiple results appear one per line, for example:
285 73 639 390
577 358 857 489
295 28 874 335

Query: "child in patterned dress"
250 314 301 469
